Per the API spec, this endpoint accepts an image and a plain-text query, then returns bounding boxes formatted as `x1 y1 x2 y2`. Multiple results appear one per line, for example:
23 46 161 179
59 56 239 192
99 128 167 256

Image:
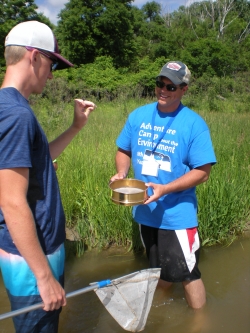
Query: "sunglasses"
155 80 178 92
25 47 58 71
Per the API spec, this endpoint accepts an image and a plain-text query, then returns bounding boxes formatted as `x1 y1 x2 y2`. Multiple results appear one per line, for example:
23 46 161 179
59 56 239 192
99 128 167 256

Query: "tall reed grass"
34 94 250 254
197 113 250 245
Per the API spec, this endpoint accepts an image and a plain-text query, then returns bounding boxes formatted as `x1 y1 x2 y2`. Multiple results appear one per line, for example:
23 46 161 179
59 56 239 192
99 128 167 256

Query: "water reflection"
0 234 249 333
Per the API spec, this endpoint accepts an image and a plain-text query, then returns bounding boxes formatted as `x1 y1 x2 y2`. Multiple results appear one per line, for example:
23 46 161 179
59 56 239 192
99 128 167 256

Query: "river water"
0 233 249 333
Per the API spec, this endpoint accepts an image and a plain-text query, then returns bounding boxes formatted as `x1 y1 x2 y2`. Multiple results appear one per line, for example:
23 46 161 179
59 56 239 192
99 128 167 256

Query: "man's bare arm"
145 164 212 204
49 99 96 160
110 148 131 182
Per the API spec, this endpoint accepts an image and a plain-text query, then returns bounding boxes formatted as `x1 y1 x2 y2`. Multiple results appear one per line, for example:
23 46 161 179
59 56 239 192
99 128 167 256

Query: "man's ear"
183 85 188 93
30 49 40 67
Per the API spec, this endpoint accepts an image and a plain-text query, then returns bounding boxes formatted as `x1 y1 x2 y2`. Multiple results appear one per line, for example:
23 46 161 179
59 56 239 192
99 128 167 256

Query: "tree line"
0 0 250 83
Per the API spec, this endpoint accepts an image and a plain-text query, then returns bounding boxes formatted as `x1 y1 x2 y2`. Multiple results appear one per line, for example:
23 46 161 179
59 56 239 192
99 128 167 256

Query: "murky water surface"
0 234 249 333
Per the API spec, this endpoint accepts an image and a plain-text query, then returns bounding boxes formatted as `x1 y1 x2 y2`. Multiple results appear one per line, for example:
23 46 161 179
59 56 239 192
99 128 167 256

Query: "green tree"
141 1 161 21
55 0 136 68
180 38 237 77
0 0 38 22
130 1 168 61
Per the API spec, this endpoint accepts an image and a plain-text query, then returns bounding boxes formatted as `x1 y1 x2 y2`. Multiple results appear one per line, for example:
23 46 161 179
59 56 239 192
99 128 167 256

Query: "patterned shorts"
0 244 65 333
140 224 201 283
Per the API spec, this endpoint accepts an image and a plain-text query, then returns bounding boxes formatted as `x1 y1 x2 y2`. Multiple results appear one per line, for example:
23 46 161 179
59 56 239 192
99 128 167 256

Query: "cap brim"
157 73 182 85
52 52 74 70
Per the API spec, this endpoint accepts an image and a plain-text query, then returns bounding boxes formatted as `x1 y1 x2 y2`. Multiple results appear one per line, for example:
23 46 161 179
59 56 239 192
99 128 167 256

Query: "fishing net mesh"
94 268 161 332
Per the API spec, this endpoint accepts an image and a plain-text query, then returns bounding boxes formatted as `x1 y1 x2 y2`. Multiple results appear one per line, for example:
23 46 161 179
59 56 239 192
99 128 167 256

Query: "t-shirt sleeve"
0 108 35 169
188 122 217 169
116 117 132 152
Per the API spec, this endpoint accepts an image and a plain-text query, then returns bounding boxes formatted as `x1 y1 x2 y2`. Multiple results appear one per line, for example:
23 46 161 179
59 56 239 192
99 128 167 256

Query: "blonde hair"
4 46 27 66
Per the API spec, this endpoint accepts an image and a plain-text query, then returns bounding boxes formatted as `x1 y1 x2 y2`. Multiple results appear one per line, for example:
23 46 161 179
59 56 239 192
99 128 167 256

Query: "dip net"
94 268 161 332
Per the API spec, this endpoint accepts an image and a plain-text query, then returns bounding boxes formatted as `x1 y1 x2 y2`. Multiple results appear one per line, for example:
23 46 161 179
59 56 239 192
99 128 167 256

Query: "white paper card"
141 159 159 177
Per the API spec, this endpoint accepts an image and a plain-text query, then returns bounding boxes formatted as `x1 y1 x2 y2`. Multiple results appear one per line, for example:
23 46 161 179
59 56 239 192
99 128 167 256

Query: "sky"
34 0 196 25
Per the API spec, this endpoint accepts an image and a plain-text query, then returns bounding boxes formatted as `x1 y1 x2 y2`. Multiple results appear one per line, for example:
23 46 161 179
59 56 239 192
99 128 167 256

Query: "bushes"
29 56 250 115
31 56 167 104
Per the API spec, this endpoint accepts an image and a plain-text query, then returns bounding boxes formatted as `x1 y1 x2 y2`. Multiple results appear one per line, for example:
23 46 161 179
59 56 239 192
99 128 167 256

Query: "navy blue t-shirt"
0 88 65 255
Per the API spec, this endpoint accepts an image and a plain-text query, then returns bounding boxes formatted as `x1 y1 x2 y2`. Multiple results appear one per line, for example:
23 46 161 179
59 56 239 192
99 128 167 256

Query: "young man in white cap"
110 61 216 309
0 21 96 332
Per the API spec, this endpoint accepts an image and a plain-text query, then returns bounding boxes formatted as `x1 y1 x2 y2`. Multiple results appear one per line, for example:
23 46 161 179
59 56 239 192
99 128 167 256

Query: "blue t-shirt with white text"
116 102 216 229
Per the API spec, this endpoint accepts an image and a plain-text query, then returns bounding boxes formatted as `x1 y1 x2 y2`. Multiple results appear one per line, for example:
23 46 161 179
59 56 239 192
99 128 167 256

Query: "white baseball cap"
5 21 74 70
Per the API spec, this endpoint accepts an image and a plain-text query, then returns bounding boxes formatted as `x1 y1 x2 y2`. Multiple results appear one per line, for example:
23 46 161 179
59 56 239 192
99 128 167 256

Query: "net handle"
0 280 111 321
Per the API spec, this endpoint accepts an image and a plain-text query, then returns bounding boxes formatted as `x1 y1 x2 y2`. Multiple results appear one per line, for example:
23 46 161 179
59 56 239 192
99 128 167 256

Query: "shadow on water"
0 233 249 333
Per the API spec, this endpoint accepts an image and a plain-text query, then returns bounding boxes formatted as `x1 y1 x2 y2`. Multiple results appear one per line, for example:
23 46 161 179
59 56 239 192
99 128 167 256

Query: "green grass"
33 94 250 254
197 112 250 245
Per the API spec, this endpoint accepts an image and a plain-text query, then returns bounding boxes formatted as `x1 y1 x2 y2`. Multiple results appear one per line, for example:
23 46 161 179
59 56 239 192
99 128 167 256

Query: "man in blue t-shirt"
110 61 216 309
0 21 96 332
